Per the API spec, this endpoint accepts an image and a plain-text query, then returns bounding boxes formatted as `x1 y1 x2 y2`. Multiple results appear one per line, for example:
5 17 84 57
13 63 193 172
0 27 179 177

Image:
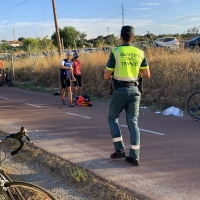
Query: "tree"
22 38 39 52
21 37 56 52
87 34 119 47
187 26 199 35
39 36 56 51
51 26 87 49
18 37 25 42
0 41 11 51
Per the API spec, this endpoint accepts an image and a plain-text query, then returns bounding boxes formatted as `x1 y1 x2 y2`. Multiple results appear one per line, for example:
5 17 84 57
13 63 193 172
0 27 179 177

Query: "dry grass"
3 48 200 109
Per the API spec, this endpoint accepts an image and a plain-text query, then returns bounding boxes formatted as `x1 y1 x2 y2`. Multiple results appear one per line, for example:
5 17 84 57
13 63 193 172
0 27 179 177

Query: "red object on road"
76 96 85 105
76 96 93 107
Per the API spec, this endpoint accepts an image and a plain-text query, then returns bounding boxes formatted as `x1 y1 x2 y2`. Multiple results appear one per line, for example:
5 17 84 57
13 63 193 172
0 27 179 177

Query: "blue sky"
0 0 200 40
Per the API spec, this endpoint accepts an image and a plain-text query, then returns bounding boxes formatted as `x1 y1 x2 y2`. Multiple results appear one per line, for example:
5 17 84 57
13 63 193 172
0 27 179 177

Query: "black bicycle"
0 127 56 200
186 91 200 121
0 68 12 87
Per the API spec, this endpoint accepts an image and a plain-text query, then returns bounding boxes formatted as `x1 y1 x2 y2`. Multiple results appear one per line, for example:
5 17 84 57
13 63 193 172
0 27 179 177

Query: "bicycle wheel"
186 91 200 121
0 170 24 199
4 182 56 200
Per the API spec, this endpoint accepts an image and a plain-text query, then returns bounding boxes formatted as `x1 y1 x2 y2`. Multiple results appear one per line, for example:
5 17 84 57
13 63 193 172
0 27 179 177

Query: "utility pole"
106 27 110 36
13 28 15 41
120 3 125 27
51 0 62 56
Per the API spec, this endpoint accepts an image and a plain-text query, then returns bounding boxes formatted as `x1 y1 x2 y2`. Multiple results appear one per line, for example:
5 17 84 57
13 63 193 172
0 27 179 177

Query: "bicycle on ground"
186 91 200 122
0 127 56 200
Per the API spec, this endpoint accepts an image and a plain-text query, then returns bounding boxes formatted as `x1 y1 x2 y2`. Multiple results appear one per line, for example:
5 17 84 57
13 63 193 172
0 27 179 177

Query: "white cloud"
0 18 154 40
0 20 8 24
132 8 151 11
141 3 161 6
160 24 179 27
173 14 200 21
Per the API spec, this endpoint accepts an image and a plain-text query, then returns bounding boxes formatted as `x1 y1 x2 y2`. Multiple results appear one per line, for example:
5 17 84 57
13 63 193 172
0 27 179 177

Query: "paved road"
0 87 200 200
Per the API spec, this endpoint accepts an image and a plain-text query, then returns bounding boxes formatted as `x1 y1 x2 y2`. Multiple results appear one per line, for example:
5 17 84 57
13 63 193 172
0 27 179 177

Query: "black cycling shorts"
61 75 71 88
74 74 82 87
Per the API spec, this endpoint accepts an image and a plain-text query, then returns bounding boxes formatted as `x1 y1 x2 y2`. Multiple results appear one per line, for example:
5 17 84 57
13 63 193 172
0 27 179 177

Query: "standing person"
72 54 82 96
60 51 76 107
104 26 150 166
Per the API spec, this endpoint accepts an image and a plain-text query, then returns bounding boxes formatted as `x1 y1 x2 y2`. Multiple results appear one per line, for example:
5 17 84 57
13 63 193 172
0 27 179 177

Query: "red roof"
8 41 23 45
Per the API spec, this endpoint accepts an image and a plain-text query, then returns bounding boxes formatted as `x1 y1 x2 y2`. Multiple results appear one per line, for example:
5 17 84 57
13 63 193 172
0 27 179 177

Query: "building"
8 41 23 47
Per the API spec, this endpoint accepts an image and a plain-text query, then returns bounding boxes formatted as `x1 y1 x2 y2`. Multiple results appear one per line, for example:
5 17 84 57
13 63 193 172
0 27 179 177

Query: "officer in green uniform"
104 26 150 166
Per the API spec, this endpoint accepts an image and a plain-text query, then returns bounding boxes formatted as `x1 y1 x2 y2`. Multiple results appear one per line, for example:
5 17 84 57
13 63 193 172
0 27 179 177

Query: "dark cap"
121 26 134 34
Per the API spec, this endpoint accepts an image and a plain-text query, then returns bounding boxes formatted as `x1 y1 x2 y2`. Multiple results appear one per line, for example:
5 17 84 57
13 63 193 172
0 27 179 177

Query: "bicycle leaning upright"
186 91 200 121
0 127 56 200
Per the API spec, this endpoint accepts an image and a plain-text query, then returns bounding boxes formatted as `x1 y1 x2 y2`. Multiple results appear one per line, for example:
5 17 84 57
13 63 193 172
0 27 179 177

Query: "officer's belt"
113 80 138 88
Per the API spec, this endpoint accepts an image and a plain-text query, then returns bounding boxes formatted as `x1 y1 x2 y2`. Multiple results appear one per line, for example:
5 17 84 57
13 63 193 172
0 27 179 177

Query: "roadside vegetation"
2 47 200 110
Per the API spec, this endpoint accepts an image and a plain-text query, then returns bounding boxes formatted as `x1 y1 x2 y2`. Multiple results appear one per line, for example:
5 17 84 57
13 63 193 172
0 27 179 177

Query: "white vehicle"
155 37 179 46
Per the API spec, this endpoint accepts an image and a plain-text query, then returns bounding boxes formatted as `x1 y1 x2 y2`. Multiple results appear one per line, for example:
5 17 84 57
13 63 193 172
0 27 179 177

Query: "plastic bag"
162 106 183 117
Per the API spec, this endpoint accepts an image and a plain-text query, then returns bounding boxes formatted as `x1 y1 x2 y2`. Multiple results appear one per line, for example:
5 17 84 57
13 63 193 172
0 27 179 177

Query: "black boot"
110 150 125 159
125 156 139 166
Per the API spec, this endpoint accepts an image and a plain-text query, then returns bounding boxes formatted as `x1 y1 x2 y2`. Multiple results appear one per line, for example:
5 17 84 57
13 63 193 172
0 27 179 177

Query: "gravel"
1 149 88 200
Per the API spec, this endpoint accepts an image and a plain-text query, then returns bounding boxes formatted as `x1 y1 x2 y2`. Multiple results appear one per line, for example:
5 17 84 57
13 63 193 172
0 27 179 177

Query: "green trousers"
108 86 141 159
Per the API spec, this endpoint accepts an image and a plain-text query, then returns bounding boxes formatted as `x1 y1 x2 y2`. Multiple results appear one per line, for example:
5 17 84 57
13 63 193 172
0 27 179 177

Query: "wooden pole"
52 0 63 56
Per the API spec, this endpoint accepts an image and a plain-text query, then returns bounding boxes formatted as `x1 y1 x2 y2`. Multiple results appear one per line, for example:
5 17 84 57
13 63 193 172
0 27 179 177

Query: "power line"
0 0 29 16
41 0 48 38
13 28 15 41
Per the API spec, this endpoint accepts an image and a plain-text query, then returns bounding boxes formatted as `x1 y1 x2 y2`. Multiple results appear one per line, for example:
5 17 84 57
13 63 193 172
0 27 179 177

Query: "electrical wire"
0 0 29 16
41 0 48 38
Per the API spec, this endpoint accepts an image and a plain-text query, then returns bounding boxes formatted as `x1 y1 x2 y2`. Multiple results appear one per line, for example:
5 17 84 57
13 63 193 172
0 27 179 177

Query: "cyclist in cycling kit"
60 51 76 107
73 54 82 96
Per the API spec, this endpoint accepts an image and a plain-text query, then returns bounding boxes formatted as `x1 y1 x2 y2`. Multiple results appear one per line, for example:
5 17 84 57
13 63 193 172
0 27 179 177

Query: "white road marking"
0 96 9 100
66 112 91 119
120 125 165 136
25 103 41 108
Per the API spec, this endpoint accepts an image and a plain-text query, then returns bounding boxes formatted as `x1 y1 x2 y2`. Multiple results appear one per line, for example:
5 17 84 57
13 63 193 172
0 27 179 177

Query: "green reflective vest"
112 46 144 81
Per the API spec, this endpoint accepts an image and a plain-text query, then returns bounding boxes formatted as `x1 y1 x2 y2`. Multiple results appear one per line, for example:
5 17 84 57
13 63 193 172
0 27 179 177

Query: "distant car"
154 40 179 50
0 55 7 59
184 36 200 49
133 41 156 50
155 37 179 46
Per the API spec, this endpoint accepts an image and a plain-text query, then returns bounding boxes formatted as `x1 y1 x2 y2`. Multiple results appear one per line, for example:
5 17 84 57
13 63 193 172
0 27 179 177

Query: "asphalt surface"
0 87 200 200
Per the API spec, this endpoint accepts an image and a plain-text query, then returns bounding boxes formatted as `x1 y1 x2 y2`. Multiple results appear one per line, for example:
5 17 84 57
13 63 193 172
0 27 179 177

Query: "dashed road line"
66 112 91 119
25 103 42 108
120 125 165 136
0 96 9 100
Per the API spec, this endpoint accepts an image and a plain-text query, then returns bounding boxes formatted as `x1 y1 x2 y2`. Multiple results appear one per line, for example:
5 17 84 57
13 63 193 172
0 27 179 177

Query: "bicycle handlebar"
0 127 32 155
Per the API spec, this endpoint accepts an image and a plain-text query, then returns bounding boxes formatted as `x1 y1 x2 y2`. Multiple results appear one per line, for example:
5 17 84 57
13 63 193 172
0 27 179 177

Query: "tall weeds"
3 48 200 109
